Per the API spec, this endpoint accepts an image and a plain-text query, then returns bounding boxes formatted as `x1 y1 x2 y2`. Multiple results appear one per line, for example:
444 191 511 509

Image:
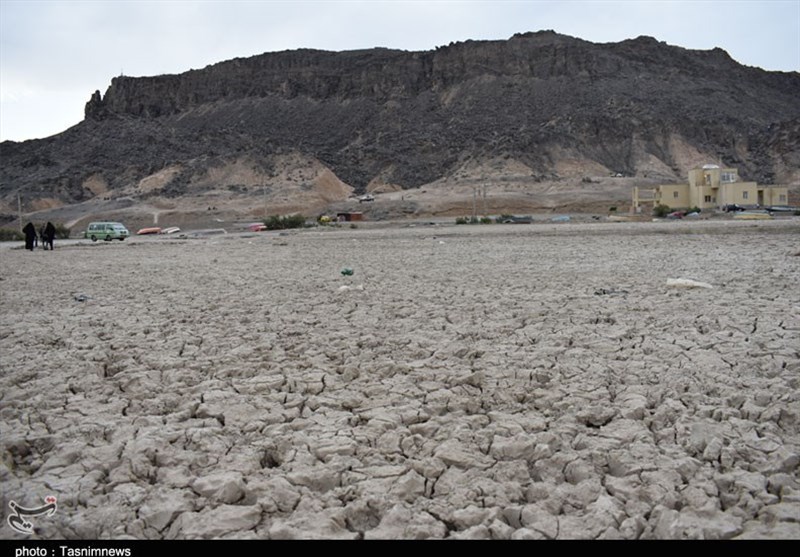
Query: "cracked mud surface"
1 220 799 539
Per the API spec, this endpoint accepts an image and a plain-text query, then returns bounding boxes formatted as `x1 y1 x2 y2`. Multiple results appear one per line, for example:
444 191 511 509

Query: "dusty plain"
1 218 799 539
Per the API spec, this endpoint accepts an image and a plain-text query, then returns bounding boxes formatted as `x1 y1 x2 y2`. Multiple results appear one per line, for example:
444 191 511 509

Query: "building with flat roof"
632 165 789 213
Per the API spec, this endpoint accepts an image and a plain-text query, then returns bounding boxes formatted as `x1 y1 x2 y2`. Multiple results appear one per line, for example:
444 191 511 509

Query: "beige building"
633 165 789 212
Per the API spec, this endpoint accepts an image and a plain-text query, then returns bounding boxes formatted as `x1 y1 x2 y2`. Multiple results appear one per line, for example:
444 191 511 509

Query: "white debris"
666 278 713 289
337 284 364 292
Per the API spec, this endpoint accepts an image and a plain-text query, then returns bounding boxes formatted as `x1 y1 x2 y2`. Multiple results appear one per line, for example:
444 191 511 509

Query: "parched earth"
1 219 798 540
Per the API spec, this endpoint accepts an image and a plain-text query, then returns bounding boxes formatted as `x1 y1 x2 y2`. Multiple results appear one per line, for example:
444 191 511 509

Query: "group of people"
22 221 56 251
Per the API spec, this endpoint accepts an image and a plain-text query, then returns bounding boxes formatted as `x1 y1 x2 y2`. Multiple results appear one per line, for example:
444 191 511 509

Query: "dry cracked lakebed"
1 219 798 539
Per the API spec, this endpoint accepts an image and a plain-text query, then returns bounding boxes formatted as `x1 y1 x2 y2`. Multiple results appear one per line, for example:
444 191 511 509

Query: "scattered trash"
73 294 90 302
439 241 445 245
341 267 354 276
666 278 713 289
594 288 629 296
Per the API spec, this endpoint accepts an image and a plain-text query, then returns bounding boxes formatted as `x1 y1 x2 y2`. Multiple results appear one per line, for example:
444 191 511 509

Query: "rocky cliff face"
2 31 799 221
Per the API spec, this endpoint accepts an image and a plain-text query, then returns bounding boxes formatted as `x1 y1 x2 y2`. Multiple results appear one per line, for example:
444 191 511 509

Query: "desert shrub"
54 223 71 239
456 216 486 224
687 207 701 214
0 228 23 242
264 214 307 230
653 204 671 218
609 206 617 212
264 215 282 230
284 214 308 228
0 224 69 241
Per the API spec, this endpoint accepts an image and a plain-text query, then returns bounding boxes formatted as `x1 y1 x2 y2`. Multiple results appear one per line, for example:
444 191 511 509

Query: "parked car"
358 194 375 203
499 215 533 224
763 206 795 213
723 204 746 212
85 222 129 241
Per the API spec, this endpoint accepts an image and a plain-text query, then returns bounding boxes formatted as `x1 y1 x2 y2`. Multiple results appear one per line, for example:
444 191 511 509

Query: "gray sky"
1 0 798 142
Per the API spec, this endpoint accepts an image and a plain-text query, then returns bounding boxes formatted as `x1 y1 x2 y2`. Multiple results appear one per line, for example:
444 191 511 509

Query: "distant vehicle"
85 222 129 241
137 227 161 235
358 194 375 203
722 204 746 212
499 216 533 224
667 211 685 219
763 206 795 213
248 223 267 232
161 227 181 234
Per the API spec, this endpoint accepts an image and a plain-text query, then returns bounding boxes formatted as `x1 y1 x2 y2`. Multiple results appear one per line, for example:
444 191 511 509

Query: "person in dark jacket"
42 222 56 250
22 222 37 251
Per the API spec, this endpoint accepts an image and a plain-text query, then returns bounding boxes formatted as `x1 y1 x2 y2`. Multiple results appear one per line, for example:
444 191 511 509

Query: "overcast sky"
1 0 798 142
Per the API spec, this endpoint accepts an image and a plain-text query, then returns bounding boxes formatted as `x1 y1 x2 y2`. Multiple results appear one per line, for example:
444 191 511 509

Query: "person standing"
22 222 37 251
43 222 56 250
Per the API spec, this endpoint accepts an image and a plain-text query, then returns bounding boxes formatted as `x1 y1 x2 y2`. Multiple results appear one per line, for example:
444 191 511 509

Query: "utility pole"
17 191 22 232
472 187 477 221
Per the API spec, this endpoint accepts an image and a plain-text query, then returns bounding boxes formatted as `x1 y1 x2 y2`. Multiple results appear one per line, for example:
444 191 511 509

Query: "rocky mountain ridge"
1 31 799 227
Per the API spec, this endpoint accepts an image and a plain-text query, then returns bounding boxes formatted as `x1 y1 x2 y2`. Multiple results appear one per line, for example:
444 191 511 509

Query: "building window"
673 191 679 198
705 175 711 185
780 194 786 202
721 172 736 183
743 191 749 200
704 195 711 203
